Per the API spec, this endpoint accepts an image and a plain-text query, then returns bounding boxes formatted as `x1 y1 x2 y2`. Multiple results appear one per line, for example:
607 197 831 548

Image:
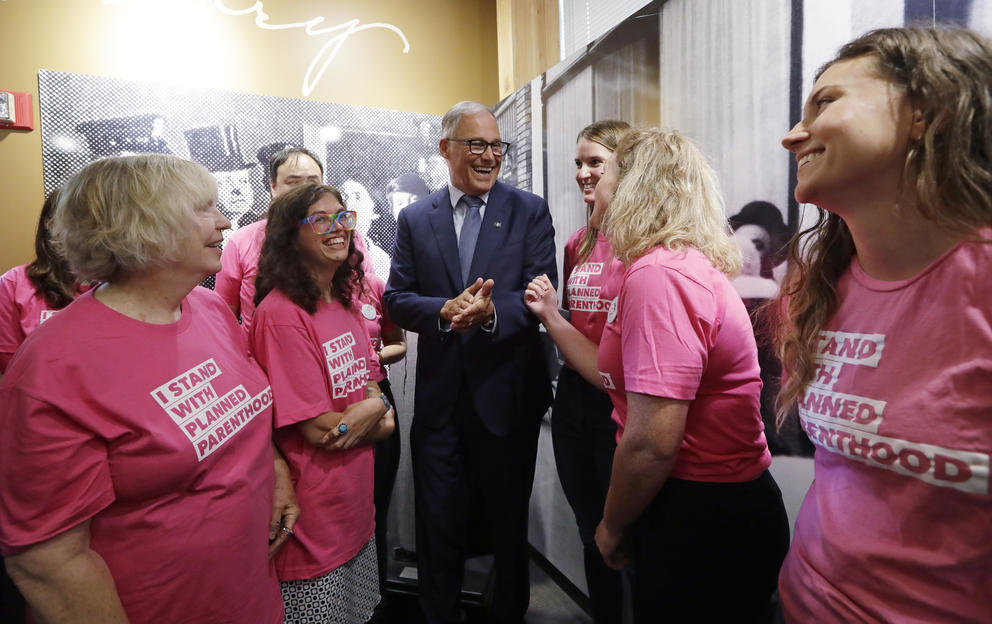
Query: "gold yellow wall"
0 0 499 271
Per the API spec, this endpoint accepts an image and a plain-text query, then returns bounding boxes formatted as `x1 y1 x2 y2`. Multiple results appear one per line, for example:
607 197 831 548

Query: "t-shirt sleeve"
0 270 26 371
0 387 115 554
619 265 715 401
251 313 334 429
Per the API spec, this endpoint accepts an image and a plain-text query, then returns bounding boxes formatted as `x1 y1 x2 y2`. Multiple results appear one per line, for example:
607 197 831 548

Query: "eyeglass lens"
468 140 506 155
311 211 356 233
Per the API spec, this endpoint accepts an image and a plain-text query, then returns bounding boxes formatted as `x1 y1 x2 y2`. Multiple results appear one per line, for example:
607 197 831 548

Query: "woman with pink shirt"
250 183 395 623
774 27 992 622
526 120 629 624
527 128 788 622
0 154 290 624
0 189 86 375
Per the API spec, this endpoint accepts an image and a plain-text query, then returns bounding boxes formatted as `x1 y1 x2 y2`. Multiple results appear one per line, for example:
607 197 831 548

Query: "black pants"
630 471 790 624
0 557 26 624
551 366 623 624
372 379 401 608
411 383 541 624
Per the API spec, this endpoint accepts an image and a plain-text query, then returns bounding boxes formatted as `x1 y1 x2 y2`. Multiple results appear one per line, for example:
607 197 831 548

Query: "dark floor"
381 553 592 624
526 557 594 624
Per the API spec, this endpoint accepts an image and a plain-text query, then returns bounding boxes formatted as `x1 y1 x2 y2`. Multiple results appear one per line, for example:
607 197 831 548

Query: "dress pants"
372 379 401 610
629 471 790 623
551 366 623 624
411 382 541 624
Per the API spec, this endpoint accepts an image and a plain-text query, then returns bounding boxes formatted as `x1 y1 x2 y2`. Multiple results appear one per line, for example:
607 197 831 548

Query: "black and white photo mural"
38 69 441 285
492 0 992 593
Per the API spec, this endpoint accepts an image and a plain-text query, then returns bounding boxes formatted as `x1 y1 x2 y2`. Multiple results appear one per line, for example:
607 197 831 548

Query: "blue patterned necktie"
458 195 484 286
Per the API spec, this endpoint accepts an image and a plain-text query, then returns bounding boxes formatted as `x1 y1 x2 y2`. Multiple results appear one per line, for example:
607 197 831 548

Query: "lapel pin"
494 222 502 228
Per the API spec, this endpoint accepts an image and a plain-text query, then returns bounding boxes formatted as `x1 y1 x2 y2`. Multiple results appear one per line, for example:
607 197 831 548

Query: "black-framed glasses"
448 138 511 156
298 210 357 234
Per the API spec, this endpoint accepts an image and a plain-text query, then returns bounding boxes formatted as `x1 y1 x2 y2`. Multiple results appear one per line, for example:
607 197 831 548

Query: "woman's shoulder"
630 245 706 273
627 246 727 294
358 274 386 304
0 264 31 291
566 225 589 246
187 286 244 332
254 288 299 318
2 292 103 377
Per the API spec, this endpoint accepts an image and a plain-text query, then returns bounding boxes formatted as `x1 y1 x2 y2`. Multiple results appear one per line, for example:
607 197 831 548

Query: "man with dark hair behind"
215 146 323 333
215 146 377 333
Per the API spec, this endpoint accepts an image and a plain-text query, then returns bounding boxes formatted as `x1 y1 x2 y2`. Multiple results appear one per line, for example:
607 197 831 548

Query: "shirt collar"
447 183 491 210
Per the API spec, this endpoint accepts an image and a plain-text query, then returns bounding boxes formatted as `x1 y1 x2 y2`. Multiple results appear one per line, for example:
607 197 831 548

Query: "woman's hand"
268 447 300 559
524 274 559 322
594 520 630 570
321 398 385 449
377 327 407 366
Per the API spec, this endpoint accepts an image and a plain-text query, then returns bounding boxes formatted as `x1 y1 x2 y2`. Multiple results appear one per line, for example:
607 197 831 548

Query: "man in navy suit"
384 101 556 624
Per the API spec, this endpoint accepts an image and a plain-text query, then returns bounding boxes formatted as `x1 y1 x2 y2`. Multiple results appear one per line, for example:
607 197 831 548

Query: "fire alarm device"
0 92 13 124
0 91 33 131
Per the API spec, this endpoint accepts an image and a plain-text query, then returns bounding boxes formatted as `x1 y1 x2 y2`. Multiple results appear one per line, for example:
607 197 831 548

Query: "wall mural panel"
39 69 440 286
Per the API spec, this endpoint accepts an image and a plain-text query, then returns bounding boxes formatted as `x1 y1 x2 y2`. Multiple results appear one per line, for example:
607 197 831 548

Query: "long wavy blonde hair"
772 26 992 426
602 128 740 274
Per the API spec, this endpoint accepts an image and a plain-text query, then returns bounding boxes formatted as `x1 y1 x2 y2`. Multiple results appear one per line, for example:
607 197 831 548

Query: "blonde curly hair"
602 127 740 274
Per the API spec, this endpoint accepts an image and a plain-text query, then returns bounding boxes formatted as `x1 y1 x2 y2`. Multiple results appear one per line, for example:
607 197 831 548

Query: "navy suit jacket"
384 181 557 436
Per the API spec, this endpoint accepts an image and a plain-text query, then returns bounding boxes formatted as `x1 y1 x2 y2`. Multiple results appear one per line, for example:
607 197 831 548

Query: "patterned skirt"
281 538 380 624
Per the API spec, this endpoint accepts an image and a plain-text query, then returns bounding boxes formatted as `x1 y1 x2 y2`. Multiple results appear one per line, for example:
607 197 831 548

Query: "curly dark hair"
254 184 364 313
26 188 77 309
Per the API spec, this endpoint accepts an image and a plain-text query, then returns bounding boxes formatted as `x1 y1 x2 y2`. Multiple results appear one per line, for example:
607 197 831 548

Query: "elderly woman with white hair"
0 154 293 623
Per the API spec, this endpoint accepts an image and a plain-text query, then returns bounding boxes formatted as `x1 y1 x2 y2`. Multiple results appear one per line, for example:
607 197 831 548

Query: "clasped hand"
441 278 495 332
523 274 557 321
320 399 386 449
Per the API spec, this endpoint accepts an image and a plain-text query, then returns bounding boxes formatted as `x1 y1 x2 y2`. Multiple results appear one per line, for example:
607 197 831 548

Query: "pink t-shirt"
250 289 376 581
356 274 399 382
597 245 771 482
0 264 88 373
562 227 626 347
779 237 992 623
215 219 267 333
216 219 378 336
0 287 282 624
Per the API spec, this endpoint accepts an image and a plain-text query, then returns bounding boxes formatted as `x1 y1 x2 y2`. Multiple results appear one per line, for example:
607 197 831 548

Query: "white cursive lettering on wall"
101 0 411 96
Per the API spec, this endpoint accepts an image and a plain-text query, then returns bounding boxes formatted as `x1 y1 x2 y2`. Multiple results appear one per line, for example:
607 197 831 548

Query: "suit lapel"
428 189 462 292
468 182 509 284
